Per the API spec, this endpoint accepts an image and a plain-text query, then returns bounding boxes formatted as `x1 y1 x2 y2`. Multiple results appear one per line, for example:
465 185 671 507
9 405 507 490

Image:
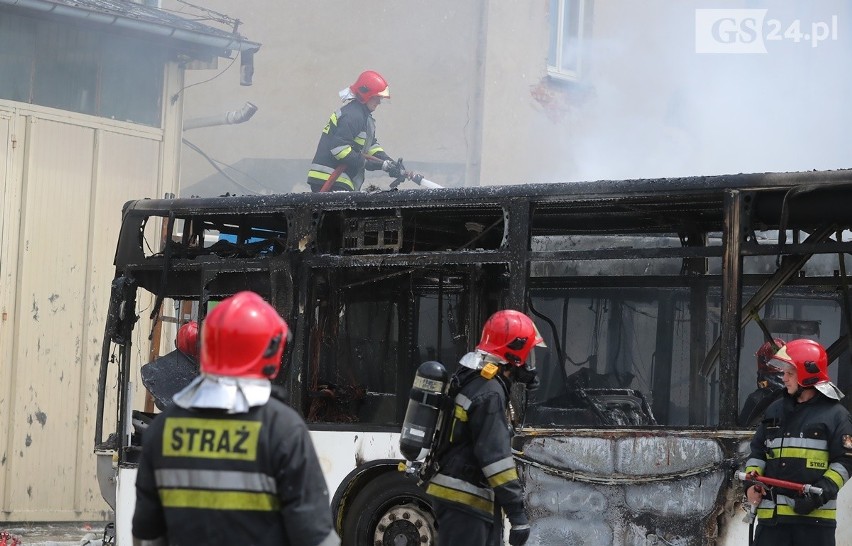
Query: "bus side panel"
517 432 742 544
309 430 401 501
116 467 137 546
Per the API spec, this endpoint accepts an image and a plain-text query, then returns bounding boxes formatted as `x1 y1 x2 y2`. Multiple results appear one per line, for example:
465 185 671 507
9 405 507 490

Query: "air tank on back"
400 361 449 461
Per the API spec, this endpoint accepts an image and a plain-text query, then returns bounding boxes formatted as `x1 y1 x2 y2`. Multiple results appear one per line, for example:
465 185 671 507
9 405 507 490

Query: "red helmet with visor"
476 310 546 366
200 291 289 379
350 70 390 103
770 338 844 400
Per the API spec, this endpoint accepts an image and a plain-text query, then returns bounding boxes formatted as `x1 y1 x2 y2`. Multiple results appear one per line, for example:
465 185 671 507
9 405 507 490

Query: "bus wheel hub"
374 502 435 545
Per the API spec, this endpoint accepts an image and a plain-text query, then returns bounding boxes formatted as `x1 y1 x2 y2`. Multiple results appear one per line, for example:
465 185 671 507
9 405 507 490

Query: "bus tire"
341 471 437 546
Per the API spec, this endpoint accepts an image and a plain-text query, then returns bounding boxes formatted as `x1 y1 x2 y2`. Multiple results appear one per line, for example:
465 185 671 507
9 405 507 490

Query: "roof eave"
0 0 260 55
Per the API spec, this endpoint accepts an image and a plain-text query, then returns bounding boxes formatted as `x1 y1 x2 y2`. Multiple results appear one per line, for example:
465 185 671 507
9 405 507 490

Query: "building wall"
175 0 585 192
177 0 852 195
175 0 502 193
0 62 182 520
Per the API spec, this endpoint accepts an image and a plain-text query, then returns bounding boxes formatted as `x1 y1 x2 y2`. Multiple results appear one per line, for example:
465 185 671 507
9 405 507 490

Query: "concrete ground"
0 522 110 545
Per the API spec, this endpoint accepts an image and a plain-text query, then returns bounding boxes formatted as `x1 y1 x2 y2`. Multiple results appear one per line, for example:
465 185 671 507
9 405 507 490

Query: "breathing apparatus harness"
400 351 534 485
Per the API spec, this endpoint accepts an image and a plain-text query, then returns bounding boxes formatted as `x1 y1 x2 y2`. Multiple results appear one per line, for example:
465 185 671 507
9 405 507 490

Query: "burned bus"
94 170 852 545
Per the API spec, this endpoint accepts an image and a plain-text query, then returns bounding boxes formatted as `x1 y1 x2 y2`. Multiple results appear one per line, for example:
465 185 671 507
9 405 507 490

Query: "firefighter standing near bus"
132 291 339 546
417 310 545 546
744 338 852 546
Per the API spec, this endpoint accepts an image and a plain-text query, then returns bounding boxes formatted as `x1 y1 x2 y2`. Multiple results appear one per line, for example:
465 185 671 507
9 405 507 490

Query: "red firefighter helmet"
770 338 843 399
770 338 828 386
476 310 546 366
350 70 390 103
756 339 785 373
200 291 289 379
755 338 785 389
176 321 199 358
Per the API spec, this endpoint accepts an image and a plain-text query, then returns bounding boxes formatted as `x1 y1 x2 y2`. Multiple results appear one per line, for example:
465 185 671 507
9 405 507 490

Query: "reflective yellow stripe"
772 505 836 519
354 136 366 146
482 457 516 477
160 489 280 511
163 418 260 461
333 146 352 160
367 145 384 155
767 447 829 464
454 405 468 422
826 468 844 488
487 468 519 488
322 113 339 135
425 483 493 514
307 170 355 190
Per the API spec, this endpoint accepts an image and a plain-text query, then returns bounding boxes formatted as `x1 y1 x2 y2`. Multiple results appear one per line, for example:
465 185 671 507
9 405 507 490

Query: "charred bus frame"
94 170 852 545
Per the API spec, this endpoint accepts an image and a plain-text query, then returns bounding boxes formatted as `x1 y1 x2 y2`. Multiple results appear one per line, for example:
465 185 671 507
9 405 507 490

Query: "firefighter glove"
385 158 404 179
812 476 839 501
381 159 393 172
793 494 823 515
508 523 531 545
507 512 530 545
793 478 832 515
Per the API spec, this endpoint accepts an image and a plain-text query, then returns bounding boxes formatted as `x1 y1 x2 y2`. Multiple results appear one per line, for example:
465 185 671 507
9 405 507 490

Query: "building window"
0 13 166 127
547 0 588 82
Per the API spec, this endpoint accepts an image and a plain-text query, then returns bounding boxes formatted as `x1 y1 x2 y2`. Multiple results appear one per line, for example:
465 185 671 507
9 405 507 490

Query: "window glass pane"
0 14 35 102
559 0 582 73
547 0 559 67
4 17 165 127
33 21 99 115
415 288 468 367
100 35 164 127
528 287 718 427
548 0 584 78
735 293 844 426
307 275 401 426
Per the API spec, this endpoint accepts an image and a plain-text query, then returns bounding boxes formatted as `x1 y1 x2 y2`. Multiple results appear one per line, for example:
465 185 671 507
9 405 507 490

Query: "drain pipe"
183 102 258 130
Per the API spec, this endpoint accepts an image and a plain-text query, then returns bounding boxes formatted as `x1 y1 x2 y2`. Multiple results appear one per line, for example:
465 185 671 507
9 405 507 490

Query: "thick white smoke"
567 0 851 181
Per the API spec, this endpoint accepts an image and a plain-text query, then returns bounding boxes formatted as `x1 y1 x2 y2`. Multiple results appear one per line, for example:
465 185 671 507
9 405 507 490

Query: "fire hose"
319 156 442 192
319 164 347 193
734 470 824 545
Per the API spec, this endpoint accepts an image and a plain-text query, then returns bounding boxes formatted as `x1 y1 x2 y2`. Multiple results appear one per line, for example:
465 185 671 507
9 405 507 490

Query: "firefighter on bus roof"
132 291 339 546
744 338 852 546
425 310 546 546
307 70 403 192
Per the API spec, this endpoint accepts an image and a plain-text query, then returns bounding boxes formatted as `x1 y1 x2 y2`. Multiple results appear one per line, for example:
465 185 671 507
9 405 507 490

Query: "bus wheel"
342 471 437 546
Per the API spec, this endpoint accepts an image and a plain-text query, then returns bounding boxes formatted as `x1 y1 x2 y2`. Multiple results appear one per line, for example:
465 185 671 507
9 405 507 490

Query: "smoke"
566 0 851 181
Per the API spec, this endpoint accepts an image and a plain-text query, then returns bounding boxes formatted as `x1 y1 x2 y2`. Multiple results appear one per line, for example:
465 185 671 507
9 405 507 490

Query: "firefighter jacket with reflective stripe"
132 399 338 546
745 393 852 527
425 368 526 523
307 100 391 191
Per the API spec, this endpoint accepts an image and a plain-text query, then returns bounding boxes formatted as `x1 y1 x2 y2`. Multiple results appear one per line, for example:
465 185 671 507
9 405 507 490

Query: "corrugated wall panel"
0 112 19 503
0 108 167 521
4 117 95 517
75 130 161 514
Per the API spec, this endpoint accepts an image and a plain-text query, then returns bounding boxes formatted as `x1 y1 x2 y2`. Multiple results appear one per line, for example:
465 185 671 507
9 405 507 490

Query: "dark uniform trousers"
754 523 835 546
433 500 502 546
